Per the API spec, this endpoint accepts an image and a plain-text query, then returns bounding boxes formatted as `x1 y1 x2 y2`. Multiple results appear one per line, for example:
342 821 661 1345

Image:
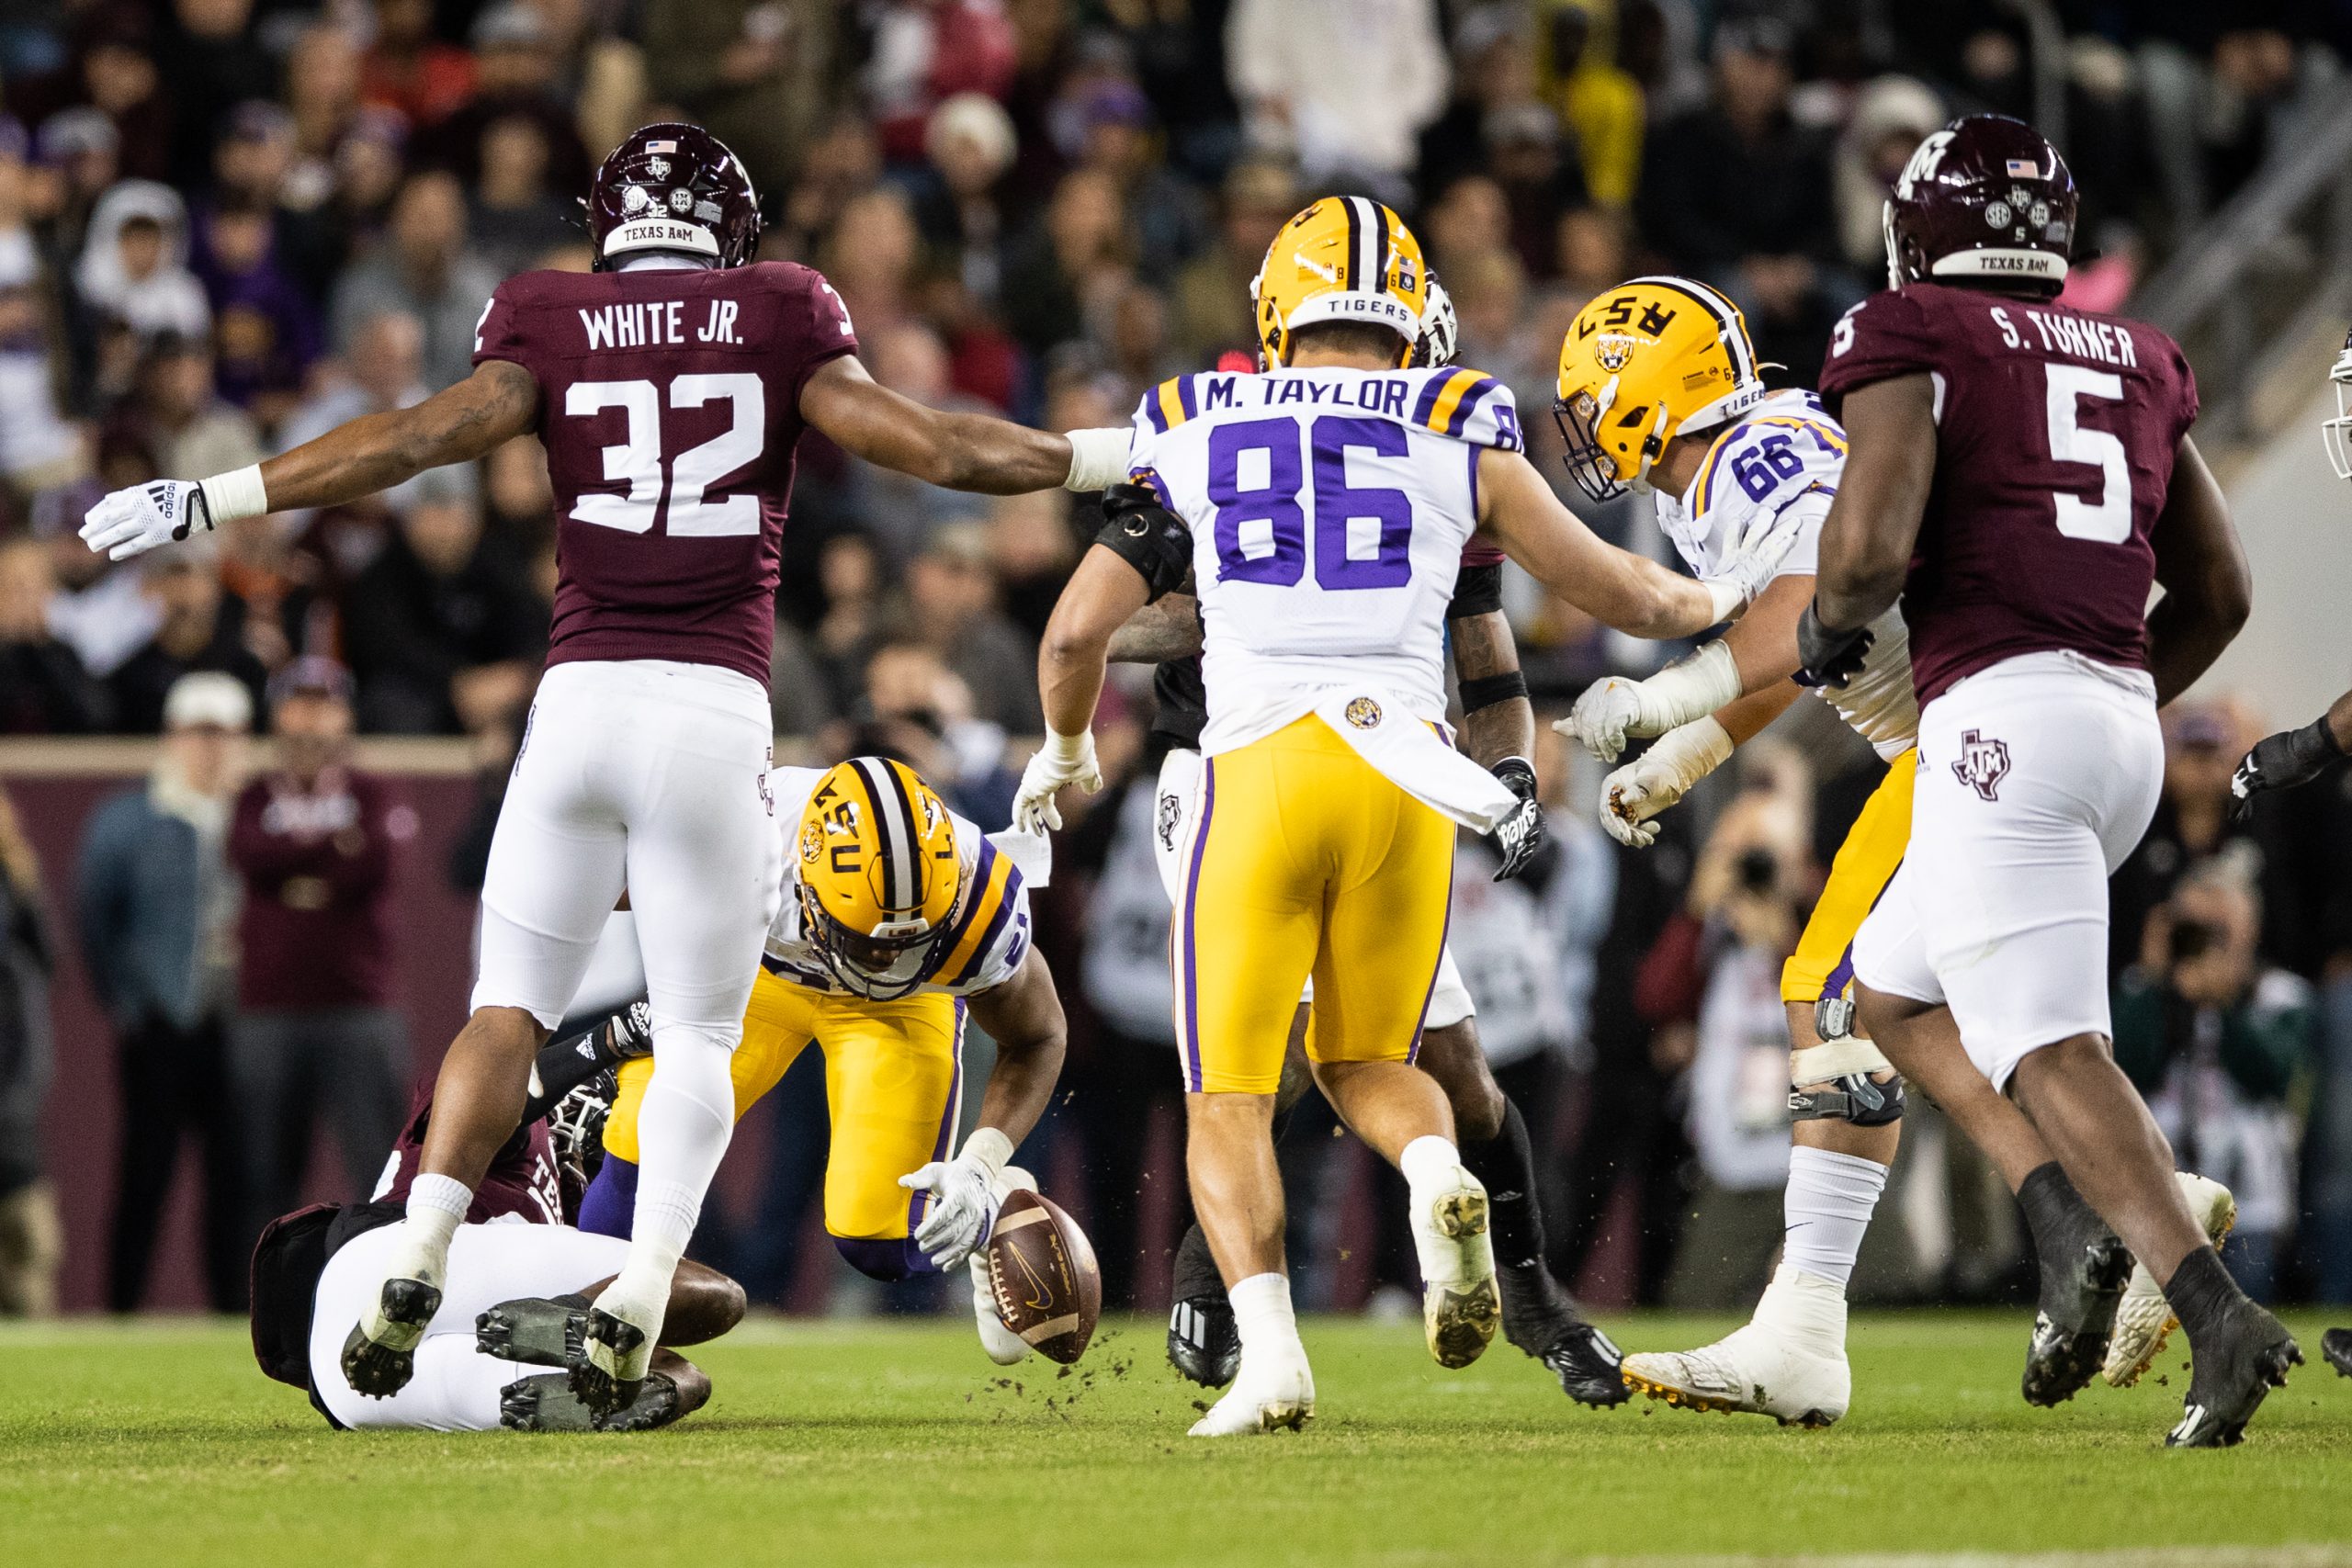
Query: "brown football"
985 1189 1102 1364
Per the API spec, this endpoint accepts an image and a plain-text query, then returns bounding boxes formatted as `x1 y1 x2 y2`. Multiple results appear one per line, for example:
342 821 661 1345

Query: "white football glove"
1698 503 1807 622
1560 642 1743 763
80 479 214 562
899 1128 1015 1270
1012 730 1102 833
1597 716 1734 848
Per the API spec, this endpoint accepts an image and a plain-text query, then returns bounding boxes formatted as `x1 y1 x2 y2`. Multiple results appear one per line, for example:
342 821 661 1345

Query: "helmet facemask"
2325 344 2352 482
800 880 960 1000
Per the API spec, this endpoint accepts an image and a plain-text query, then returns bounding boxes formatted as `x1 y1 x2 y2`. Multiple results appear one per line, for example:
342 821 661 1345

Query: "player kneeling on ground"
252 1010 743 1431
579 755 1073 1368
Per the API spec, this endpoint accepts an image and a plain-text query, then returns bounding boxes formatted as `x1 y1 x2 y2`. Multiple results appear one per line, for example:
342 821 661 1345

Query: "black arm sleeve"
519 1008 639 1123
1447 562 1504 619
1092 483 1193 603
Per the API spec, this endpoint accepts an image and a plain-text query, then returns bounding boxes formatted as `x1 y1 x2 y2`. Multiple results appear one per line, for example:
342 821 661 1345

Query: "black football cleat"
340 1276 442 1398
2324 1327 2352 1379
1167 1223 1239 1388
2166 1306 2301 1449
595 1371 684 1433
477 1294 591 1368
2022 1229 2132 1407
568 1305 650 1416
501 1373 599 1431
1495 1259 1625 1407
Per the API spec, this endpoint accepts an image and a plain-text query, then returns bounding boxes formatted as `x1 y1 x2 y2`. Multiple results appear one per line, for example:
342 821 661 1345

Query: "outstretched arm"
799 355 1115 494
266 360 542 511
1039 545 1152 742
1475 447 1753 639
962 948 1069 1149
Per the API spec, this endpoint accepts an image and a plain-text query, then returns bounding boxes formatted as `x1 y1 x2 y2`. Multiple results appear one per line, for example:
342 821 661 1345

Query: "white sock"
1228 1271 1301 1359
398 1174 471 1278
613 1024 737 1316
1781 1145 1888 1292
1398 1134 1462 1192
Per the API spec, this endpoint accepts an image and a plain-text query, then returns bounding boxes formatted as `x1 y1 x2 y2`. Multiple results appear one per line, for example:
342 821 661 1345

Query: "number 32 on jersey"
565 373 765 537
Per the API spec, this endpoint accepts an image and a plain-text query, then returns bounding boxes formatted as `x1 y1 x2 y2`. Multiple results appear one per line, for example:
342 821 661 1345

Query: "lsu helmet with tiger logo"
1252 196 1431 369
797 757 964 999
1883 114 2075 299
1553 276 1768 502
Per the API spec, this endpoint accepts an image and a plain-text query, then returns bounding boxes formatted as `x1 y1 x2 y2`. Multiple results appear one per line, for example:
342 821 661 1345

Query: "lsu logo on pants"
1951 729 2011 802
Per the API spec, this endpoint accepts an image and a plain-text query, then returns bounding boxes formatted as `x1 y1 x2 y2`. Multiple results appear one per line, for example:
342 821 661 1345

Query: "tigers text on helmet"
585 122 762 271
1252 196 1430 369
1552 276 1766 502
797 757 964 1000
2323 324 2352 481
1883 114 2075 299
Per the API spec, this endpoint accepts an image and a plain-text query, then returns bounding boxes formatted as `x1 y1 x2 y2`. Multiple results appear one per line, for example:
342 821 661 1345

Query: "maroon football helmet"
585 122 762 270
1883 114 2075 299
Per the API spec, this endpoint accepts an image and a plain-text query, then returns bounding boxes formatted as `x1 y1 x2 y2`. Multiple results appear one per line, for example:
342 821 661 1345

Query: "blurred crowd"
5 0 2352 1314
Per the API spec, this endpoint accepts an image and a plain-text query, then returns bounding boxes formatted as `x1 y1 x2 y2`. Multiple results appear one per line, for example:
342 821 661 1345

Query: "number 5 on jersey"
567 373 764 536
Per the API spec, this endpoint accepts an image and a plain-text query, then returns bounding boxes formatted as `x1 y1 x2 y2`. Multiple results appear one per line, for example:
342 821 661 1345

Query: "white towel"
1310 685 1517 833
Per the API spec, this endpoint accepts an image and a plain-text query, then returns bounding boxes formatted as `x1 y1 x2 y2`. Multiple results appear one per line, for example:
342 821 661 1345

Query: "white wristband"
1646 715 1736 794
1063 427 1132 492
1703 577 1746 626
198 464 268 525
960 1125 1015 1179
1042 729 1091 765
1634 641 1743 733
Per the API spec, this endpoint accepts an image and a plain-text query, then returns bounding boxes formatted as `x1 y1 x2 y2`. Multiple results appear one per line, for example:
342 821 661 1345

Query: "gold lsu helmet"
797 756 964 999
1553 276 1769 502
1253 196 1431 369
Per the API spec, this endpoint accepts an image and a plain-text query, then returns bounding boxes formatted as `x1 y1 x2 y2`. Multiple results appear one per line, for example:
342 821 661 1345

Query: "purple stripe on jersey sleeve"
1411 373 1447 428
1443 377 1497 437
1178 376 1198 422
1176 761 1213 1090
1130 466 1174 508
1139 389 1170 434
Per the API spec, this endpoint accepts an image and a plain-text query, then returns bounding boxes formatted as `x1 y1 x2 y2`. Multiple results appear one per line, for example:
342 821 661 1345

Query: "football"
984 1190 1102 1364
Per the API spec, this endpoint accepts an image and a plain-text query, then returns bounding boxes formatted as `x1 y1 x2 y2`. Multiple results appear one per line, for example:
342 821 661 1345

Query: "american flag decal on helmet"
646 140 677 153
2006 157 2038 175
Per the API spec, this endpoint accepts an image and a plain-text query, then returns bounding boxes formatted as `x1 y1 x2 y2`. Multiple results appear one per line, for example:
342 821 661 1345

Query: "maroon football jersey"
1816 281 2199 706
378 1079 562 1224
472 261 858 683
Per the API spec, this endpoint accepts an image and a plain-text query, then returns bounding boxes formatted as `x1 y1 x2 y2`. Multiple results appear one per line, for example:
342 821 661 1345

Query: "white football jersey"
1126 365 1524 754
1655 389 1917 759
762 766 1034 998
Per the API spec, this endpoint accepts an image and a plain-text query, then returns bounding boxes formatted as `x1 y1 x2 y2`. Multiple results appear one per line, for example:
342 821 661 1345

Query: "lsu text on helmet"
1252 196 1430 370
586 121 763 271
797 757 964 1000
1553 275 1767 502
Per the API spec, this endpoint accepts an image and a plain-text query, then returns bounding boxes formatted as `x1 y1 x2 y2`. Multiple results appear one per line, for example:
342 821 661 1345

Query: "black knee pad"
1787 1072 1905 1127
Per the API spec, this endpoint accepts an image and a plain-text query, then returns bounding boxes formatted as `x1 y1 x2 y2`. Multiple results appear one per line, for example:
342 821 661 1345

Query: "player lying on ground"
251 1009 745 1432
1100 538 1622 1404
85 123 1133 1417
1548 275 2236 1423
577 754 1069 1366
1797 114 2297 1446
1023 196 1799 1435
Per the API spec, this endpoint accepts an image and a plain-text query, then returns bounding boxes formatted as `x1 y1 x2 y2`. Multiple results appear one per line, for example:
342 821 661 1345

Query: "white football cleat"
2103 1171 2238 1389
1407 1162 1499 1368
1187 1349 1314 1437
1621 1267 1851 1427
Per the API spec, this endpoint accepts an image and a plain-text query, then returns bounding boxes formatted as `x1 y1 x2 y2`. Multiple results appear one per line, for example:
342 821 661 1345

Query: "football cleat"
1621 1269 1850 1427
969 1252 1031 1367
1540 1322 1629 1408
1408 1165 1499 1369
477 1294 591 1369
2022 1218 2132 1407
340 1274 442 1398
1495 1259 1624 1405
1187 1350 1314 1438
501 1370 684 1433
2102 1173 2238 1388
1168 1224 1240 1388
2165 1305 2301 1449
2322 1327 2352 1378
570 1303 653 1416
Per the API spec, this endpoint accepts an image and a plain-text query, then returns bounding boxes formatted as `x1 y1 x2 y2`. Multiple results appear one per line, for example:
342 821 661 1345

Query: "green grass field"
3 1311 2348 1566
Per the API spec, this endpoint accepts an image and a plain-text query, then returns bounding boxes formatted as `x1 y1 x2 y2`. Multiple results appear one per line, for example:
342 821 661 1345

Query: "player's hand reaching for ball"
899 1128 1015 1270
1013 730 1102 833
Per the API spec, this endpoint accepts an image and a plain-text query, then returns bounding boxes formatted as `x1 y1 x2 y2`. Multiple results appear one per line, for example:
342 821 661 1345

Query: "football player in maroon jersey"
83 124 1134 1416
1796 114 2297 1445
